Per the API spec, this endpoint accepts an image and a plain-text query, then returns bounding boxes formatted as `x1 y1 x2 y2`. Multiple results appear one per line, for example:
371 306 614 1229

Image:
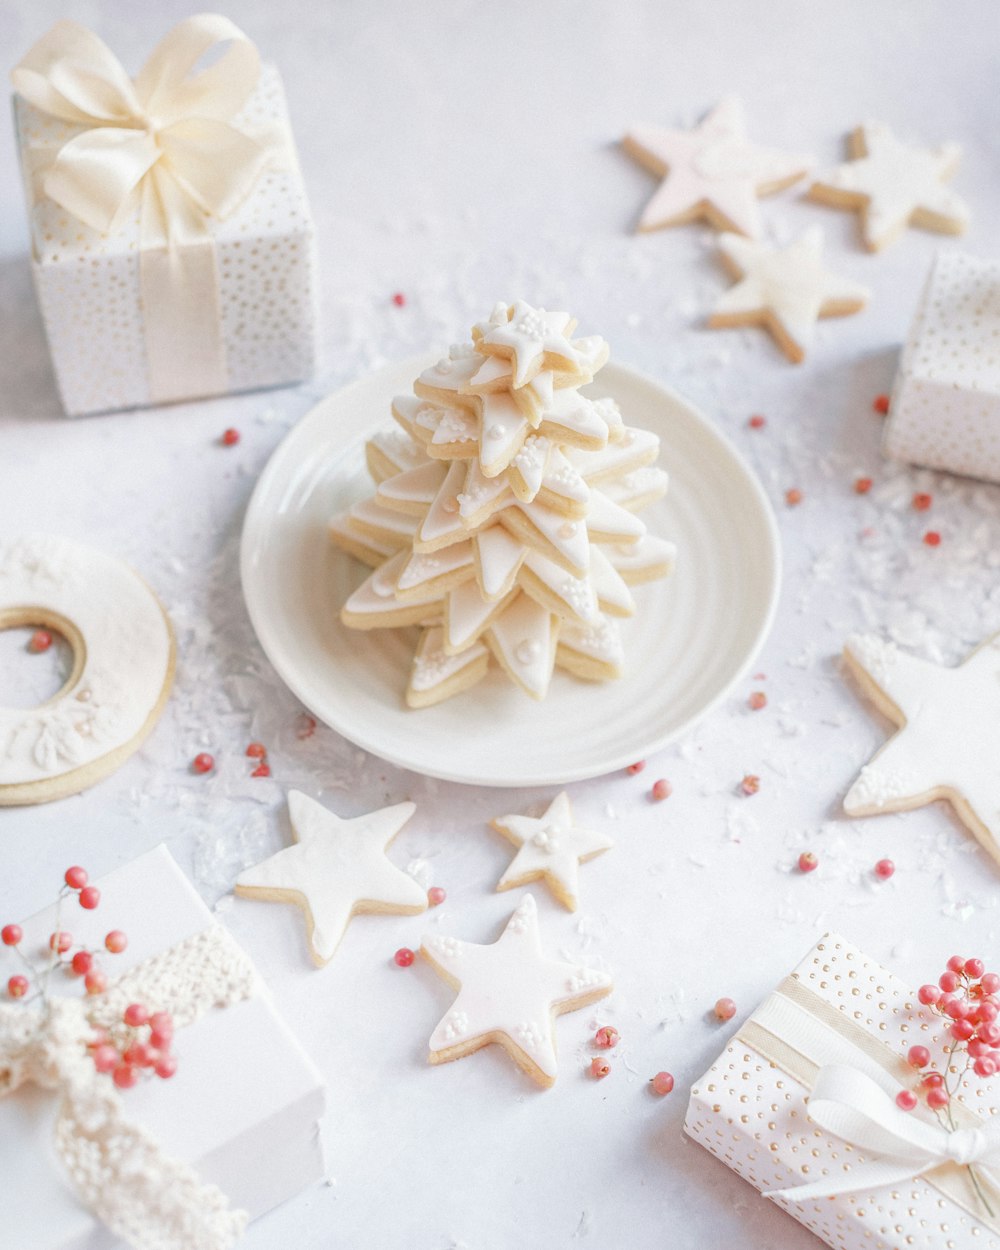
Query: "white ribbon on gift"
0 925 256 1250
769 1063 1000 1202
12 15 282 404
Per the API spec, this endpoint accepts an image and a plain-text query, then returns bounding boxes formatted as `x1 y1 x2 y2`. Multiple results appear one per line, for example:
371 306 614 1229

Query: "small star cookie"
490 791 613 911
234 791 426 965
622 96 813 237
809 122 969 251
420 893 613 1087
708 227 870 363
843 632 1000 865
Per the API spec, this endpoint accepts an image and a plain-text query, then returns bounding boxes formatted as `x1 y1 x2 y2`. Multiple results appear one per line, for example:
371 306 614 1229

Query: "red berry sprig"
1 866 127 1003
900 956 1000 1212
90 1003 178 1088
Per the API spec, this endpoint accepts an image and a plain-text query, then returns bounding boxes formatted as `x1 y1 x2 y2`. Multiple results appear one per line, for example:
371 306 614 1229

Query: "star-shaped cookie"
421 894 613 1087
708 227 870 363
843 632 1000 864
490 791 613 911
622 96 813 236
809 122 969 251
234 791 427 966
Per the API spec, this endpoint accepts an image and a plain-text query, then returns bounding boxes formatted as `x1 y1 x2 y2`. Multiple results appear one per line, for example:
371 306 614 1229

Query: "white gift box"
885 251 1000 483
685 933 1000 1250
12 63 318 417
0 845 326 1250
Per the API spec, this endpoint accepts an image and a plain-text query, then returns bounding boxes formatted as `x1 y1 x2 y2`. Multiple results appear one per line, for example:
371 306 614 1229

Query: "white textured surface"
3 2 1000 1249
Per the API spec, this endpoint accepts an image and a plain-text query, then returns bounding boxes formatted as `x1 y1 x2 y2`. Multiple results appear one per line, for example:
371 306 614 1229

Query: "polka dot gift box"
10 16 318 417
685 933 1000 1250
885 251 1000 483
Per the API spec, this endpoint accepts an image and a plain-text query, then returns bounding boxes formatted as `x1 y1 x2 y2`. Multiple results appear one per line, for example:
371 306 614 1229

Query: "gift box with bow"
885 250 1000 484
0 845 326 1250
685 934 1000 1250
11 15 318 416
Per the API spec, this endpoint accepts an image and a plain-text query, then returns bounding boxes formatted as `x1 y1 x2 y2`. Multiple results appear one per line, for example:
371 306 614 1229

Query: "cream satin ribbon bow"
0 926 255 1250
12 15 280 403
769 1064 1000 1204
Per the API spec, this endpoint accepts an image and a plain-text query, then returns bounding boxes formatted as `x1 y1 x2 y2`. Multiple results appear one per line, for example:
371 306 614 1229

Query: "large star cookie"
420 894 612 1087
843 633 1000 864
622 96 813 237
708 227 870 363
234 791 426 965
490 791 613 911
809 122 969 251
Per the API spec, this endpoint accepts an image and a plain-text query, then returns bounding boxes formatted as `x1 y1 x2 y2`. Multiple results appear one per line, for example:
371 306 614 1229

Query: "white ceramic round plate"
241 357 781 787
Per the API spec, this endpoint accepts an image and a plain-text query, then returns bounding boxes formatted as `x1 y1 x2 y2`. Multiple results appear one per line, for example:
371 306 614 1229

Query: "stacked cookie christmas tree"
329 301 675 706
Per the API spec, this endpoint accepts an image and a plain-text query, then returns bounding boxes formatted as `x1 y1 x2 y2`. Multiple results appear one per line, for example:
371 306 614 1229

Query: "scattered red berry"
7 975 28 999
78 886 100 910
105 930 128 954
221 428 240 446
589 1057 611 1079
964 957 986 978
49 931 72 954
1 924 22 947
393 947 415 968
951 1018 975 1042
251 763 271 778
947 955 966 974
748 414 766 430
246 742 267 759
70 951 93 976
626 761 646 776
927 1087 950 1110
798 851 818 874
922 1071 944 1089
29 629 53 653
912 492 933 512
923 530 941 547
714 997 737 1022
192 752 215 774
740 774 760 796
785 488 803 507
918 984 942 1006
983 973 1000 995
895 1089 918 1111
874 858 895 881
651 779 672 801
296 713 317 739
650 1071 675 1095
392 292 406 307
427 886 446 907
594 1025 619 1049
854 476 873 495
873 394 890 415
748 691 767 711
123 1003 149 1028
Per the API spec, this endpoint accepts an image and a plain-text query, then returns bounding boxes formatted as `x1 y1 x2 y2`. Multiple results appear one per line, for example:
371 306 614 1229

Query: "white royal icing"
488 594 557 699
410 627 487 694
812 122 969 249
422 893 612 1081
624 96 814 237
492 791 614 911
844 632 1000 860
236 791 426 965
712 226 870 354
478 301 582 389
0 536 173 789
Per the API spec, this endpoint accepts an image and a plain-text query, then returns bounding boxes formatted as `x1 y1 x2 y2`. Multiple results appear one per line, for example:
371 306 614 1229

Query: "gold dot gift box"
10 16 318 416
883 251 1000 485
685 933 1000 1250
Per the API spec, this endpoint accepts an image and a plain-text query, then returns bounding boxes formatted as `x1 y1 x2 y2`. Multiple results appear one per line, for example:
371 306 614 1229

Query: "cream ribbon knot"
0 926 255 1250
769 1064 1000 1204
12 15 282 404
